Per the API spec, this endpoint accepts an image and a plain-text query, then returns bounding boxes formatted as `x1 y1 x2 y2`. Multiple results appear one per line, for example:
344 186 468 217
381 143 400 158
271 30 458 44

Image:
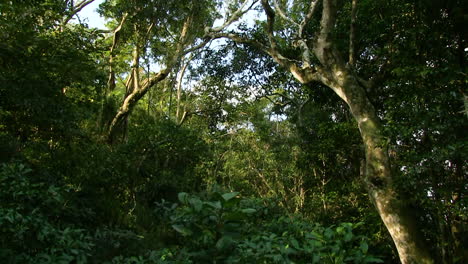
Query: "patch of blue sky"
72 0 107 29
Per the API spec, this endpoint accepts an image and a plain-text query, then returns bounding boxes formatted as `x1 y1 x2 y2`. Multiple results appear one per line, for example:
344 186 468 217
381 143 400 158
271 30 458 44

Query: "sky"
76 0 262 30
75 0 106 29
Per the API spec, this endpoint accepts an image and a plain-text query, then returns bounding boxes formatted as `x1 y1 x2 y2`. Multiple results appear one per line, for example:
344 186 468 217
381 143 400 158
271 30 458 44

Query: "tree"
204 0 436 262
98 0 206 142
99 0 258 143
0 0 105 148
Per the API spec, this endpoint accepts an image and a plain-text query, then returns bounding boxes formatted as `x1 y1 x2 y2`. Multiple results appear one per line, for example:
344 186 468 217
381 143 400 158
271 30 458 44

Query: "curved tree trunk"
310 1 434 261
107 70 169 143
182 0 436 261
324 66 434 264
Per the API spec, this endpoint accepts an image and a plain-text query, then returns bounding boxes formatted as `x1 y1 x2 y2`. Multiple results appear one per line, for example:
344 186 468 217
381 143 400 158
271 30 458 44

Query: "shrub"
0 162 94 263
148 190 383 263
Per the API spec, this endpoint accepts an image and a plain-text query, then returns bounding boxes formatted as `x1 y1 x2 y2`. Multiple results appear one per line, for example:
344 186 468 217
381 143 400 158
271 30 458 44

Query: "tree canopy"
0 0 466 263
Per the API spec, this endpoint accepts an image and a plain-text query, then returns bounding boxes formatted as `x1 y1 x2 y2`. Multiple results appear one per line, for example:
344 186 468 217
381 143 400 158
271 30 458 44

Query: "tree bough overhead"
103 0 260 143
205 0 434 263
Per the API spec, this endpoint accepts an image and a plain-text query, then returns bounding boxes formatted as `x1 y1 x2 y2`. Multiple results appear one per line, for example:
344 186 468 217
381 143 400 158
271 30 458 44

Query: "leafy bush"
149 190 383 263
0 162 94 263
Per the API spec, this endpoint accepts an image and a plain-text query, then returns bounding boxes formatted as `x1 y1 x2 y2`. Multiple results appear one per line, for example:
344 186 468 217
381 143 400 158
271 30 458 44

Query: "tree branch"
62 0 95 26
182 39 211 56
176 56 192 121
107 13 128 91
314 0 340 65
349 0 357 66
318 0 337 42
261 0 278 50
107 69 170 143
272 0 299 26
168 15 193 68
299 0 321 39
209 0 259 33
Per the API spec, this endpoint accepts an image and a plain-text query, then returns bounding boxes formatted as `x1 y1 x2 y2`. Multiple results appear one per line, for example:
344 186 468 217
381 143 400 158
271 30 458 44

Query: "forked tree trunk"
107 70 169 143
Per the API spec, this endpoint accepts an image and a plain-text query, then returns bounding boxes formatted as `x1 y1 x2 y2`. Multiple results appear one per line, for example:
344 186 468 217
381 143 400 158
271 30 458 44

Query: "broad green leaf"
344 232 353 242
221 192 239 201
178 192 189 204
324 228 334 239
205 201 222 209
189 198 203 212
290 238 300 249
171 224 193 236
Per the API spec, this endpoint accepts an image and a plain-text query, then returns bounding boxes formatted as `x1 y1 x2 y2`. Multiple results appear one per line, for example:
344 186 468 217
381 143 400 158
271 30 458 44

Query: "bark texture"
311 1 434 261
328 66 434 264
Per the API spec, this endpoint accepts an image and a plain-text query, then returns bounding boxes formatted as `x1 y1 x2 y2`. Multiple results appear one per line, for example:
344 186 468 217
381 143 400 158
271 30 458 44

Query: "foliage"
0 0 466 263
0 162 94 263
153 190 383 263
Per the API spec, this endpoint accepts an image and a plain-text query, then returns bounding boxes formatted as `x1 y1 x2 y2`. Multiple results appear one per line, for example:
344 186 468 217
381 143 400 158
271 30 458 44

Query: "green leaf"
364 256 384 263
221 192 239 201
336 226 344 234
240 208 256 214
189 197 203 212
205 201 222 209
216 236 234 250
171 224 193 236
360 241 369 254
178 192 189 204
324 228 334 239
344 232 353 242
290 238 300 249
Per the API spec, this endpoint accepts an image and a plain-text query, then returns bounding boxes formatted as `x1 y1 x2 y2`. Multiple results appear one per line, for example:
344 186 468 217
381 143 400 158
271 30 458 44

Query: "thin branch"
92 29 112 34
168 15 193 68
208 32 268 54
144 23 154 40
209 31 319 84
264 94 292 107
177 110 189 126
62 0 95 26
131 45 140 92
209 0 259 33
349 0 357 66
292 0 320 68
182 39 212 56
108 69 169 143
261 0 278 50
107 13 128 91
272 0 299 26
176 57 191 120
298 0 320 38
74 0 94 10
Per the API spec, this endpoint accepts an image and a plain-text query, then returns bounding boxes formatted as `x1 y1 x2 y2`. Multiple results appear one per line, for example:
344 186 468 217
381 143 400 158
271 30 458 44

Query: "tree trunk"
326 66 434 264
206 0 436 261
309 1 434 260
107 70 169 143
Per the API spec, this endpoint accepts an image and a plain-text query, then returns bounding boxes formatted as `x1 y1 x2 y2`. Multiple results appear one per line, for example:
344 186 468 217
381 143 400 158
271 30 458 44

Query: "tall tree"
204 0 440 262
100 0 259 143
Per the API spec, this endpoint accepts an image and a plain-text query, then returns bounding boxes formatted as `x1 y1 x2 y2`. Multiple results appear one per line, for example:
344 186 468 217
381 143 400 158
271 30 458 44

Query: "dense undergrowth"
0 161 382 264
